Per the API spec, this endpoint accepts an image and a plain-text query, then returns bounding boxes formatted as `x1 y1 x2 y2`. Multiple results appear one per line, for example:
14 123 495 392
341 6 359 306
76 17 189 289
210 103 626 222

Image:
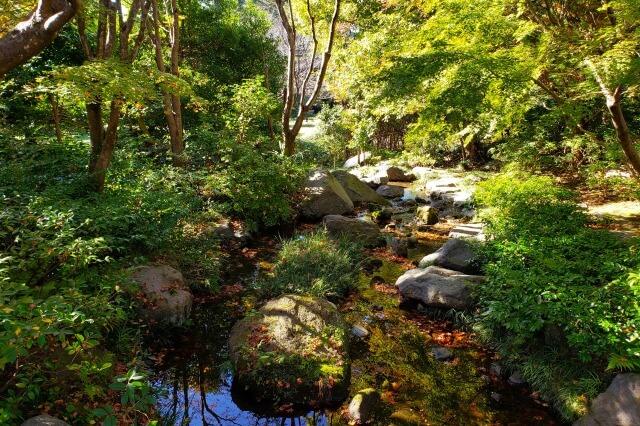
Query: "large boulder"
229 295 350 406
323 215 383 247
395 266 485 310
129 265 193 324
344 152 371 168
21 415 70 426
418 238 480 274
574 374 640 426
377 184 405 199
331 170 391 207
299 170 354 220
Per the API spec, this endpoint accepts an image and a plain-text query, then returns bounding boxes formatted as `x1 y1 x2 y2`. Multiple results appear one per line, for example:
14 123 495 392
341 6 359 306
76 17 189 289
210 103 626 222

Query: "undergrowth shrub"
252 230 363 300
473 172 640 421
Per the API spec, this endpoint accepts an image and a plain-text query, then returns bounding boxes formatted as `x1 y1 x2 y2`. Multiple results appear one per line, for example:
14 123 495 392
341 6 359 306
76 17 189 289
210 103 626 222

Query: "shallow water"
149 222 565 425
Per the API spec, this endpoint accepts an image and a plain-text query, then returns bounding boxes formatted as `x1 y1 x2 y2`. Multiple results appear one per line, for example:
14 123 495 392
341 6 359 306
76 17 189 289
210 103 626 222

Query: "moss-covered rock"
228 295 350 407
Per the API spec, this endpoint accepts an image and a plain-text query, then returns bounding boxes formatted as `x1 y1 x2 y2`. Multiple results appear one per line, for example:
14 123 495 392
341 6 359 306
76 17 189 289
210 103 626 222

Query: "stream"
148 183 565 425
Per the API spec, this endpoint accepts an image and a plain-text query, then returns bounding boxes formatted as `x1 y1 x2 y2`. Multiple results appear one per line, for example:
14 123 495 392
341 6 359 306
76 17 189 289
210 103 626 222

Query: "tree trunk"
606 90 640 176
49 93 62 142
0 0 79 78
585 61 640 176
87 101 104 173
150 0 184 166
89 101 123 191
276 0 340 156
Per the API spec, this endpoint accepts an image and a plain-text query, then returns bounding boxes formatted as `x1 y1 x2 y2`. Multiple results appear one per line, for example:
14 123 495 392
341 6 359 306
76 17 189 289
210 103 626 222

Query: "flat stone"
448 223 485 241
377 184 406 199
396 266 485 310
433 347 454 361
21 415 70 426
352 325 370 338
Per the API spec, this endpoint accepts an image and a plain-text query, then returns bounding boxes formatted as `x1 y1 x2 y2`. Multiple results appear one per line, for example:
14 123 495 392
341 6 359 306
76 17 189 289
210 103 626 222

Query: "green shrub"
252 231 363 300
473 172 640 420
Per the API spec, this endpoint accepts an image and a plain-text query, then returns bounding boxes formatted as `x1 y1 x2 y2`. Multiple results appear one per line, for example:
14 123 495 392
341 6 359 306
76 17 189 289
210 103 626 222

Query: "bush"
252 230 364 300
473 172 640 420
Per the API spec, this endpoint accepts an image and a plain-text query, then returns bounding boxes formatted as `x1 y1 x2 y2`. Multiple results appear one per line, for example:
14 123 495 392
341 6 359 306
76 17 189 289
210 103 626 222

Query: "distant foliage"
252 231 363 300
474 173 640 420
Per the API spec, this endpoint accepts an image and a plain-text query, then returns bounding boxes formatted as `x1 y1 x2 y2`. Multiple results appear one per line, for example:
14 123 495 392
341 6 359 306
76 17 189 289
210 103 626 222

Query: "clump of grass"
252 230 364 300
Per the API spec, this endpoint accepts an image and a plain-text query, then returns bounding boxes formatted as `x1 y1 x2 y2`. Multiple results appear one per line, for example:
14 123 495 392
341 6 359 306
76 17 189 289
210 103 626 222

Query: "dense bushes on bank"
473 173 640 420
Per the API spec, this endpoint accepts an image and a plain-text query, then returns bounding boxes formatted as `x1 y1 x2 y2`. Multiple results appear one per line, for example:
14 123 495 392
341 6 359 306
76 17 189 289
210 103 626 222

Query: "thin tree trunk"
89 101 123 190
276 0 341 156
49 93 62 142
87 101 104 173
585 61 640 176
606 91 640 176
150 0 184 165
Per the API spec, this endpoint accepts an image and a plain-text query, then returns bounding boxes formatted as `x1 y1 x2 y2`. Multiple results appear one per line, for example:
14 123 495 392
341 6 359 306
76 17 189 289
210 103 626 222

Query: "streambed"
148 184 565 425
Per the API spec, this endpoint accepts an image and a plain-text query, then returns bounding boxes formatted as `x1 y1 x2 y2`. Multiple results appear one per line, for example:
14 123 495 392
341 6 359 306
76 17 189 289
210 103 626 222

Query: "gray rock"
229 295 350 405
214 220 252 244
574 373 640 426
348 388 379 424
331 170 391 206
448 223 485 241
129 265 193 324
372 208 393 222
390 237 409 257
344 152 371 168
361 173 389 189
490 362 503 378
377 184 405 199
508 370 525 386
299 170 354 220
433 347 454 361
442 191 473 207
415 197 429 205
389 407 424 425
396 266 485 310
418 238 480 274
322 215 383 247
21 415 70 426
352 325 370 338
386 166 415 182
416 206 439 225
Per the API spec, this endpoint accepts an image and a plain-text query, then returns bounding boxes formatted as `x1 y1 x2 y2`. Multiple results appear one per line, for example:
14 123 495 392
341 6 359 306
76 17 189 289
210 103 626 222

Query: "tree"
513 0 640 175
0 0 80 78
275 0 341 156
76 0 150 190
149 0 184 165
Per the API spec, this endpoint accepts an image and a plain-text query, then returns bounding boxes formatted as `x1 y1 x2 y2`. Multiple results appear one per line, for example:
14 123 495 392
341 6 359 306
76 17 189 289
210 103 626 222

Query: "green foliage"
314 105 351 167
226 76 278 143
200 133 302 232
94 369 157 426
473 172 640 420
252 231 364 300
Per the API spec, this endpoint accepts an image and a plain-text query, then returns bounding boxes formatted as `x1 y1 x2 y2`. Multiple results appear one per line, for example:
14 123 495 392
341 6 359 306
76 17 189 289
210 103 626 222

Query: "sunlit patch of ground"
586 201 640 238
291 118 321 140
